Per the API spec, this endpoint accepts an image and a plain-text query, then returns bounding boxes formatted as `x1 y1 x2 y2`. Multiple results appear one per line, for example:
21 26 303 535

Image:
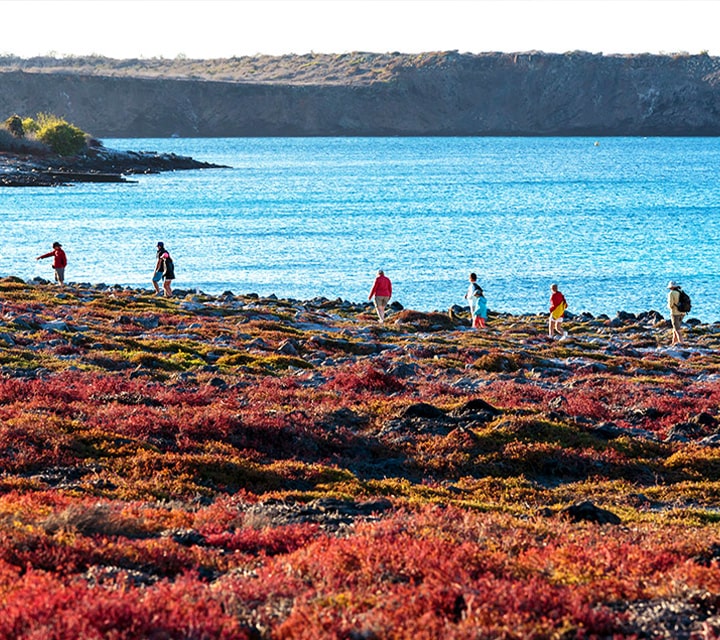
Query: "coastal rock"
698 435 720 448
277 339 300 356
449 398 501 418
665 421 707 443
161 528 207 547
400 402 446 420
590 422 625 440
560 501 621 525
132 315 160 329
0 144 226 187
0 332 15 346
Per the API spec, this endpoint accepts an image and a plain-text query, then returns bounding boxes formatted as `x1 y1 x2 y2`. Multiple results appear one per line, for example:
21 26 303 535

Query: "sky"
1 0 718 59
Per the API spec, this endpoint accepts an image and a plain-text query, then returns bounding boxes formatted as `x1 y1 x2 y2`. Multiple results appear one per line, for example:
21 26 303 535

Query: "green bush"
35 114 87 156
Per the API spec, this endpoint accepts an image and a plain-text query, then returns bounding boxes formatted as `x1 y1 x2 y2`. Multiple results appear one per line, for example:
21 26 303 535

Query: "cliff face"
1 52 719 137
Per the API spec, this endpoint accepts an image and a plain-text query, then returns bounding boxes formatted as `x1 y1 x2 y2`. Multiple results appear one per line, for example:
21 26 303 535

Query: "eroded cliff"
1 51 719 137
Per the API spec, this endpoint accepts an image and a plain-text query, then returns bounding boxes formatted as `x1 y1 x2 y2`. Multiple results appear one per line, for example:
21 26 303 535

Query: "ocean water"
4 137 720 321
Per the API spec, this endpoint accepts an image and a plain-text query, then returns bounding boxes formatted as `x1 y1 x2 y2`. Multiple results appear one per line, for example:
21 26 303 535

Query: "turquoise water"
4 137 720 320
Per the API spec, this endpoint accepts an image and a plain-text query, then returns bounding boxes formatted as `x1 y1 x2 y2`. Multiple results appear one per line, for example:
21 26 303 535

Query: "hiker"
152 242 166 295
472 284 488 329
548 283 568 339
160 250 175 297
36 242 67 285
368 269 392 324
667 281 689 346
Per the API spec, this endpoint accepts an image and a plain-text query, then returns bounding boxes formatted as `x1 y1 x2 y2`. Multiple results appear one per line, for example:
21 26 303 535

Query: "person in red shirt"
368 269 392 324
36 242 68 286
548 283 568 339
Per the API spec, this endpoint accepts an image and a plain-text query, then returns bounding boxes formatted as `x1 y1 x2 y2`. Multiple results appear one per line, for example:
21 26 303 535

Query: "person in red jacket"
368 269 392 324
548 283 568 339
36 242 68 286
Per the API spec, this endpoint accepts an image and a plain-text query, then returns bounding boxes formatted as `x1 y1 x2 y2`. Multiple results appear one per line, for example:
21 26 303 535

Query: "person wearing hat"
667 281 685 346
152 242 166 295
36 241 67 286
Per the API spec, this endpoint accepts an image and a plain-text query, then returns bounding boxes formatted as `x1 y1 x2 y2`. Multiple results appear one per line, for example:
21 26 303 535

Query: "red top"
549 291 566 312
369 274 392 298
40 247 67 269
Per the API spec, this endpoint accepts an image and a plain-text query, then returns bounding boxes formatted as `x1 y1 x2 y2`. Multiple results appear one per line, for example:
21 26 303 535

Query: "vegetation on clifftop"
0 50 715 86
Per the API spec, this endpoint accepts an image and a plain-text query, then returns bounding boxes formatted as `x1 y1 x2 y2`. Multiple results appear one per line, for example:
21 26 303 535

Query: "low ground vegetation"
0 52 446 85
1 276 720 638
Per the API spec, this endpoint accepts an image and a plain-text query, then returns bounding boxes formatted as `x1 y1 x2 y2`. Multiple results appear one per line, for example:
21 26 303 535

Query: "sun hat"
157 241 164 247
52 242 61 248
667 281 679 289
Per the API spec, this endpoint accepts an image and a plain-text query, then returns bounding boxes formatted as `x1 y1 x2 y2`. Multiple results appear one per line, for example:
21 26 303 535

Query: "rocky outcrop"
0 144 226 186
0 51 719 137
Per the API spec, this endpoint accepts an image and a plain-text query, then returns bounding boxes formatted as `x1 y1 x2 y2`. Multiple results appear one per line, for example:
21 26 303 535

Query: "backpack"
677 289 692 313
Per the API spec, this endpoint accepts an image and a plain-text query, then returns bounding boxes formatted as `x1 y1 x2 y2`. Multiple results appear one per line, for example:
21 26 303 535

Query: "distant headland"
0 51 719 137
0 113 226 186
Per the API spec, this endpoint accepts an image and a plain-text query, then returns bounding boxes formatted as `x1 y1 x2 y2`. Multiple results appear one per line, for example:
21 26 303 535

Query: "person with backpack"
152 242 166 295
160 250 175 298
548 283 568 340
667 281 690 346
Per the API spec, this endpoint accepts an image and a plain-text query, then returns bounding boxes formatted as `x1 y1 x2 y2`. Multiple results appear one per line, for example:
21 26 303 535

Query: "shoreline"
21 274 708 330
0 145 227 186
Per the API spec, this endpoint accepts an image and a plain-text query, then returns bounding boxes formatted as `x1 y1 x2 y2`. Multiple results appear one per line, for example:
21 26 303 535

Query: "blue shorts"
152 270 163 283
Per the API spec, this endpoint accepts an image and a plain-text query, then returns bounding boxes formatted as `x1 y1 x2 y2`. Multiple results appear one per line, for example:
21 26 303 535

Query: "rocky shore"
0 143 226 186
2 276 720 637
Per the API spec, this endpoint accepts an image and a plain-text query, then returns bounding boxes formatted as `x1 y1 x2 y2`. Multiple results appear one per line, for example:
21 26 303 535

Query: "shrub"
35 113 88 156
325 364 404 395
22 117 39 134
4 114 24 137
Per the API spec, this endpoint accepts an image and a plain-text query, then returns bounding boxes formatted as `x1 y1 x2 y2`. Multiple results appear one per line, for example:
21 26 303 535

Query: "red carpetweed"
0 281 720 637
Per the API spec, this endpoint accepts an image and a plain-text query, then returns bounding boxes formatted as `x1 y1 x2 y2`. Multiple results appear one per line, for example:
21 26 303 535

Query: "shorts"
54 267 65 283
374 296 390 308
152 270 163 283
671 313 684 331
